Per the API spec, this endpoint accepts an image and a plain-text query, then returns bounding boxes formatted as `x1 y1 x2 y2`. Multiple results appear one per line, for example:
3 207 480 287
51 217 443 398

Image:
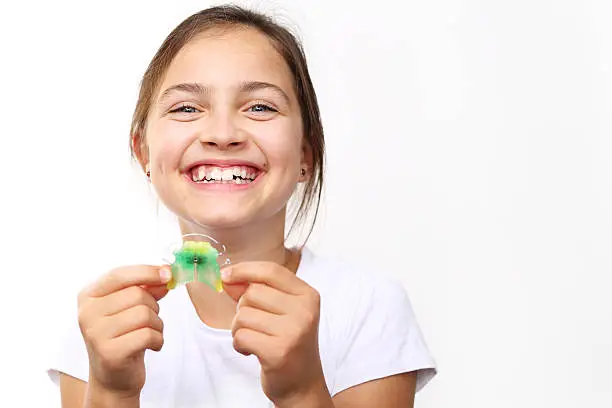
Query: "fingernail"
221 268 232 282
160 266 172 283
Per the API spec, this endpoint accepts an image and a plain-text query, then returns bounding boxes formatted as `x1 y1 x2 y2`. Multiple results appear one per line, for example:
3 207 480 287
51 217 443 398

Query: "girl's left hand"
221 262 327 405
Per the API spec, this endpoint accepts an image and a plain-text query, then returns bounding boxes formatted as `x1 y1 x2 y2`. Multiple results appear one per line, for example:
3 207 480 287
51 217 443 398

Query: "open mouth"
189 164 261 185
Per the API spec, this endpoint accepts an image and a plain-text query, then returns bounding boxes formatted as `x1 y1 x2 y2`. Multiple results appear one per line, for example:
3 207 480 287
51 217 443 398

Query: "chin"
185 207 259 230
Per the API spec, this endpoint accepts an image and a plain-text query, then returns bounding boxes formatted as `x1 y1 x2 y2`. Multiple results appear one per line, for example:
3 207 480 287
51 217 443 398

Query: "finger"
231 306 281 337
235 283 292 315
221 281 248 302
103 305 164 339
232 327 274 357
143 284 170 302
112 327 165 357
99 286 160 316
87 265 171 298
222 262 307 295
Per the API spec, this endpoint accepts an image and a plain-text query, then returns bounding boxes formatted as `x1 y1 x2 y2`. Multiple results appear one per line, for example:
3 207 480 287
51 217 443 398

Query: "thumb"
145 284 170 301
222 281 249 302
221 266 248 301
139 264 171 301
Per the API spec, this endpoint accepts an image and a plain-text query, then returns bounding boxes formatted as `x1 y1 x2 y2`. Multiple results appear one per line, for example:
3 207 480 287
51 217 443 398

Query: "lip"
183 159 265 173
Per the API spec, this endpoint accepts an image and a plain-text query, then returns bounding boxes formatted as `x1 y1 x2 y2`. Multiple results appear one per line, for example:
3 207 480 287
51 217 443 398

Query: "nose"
198 110 246 151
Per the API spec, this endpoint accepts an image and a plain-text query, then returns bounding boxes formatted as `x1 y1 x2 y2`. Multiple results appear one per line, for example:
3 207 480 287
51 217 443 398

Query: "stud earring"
300 168 306 176
145 167 150 178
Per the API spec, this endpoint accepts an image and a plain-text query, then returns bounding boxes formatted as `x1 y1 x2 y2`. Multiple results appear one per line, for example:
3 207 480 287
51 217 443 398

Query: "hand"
222 262 328 405
77 265 171 398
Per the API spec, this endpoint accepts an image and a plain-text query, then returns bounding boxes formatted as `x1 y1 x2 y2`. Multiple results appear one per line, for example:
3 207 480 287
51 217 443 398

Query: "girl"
49 5 436 407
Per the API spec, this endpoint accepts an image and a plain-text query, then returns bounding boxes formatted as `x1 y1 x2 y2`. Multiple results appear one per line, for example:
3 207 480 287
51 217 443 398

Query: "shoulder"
298 248 437 395
298 247 409 309
46 301 89 386
298 247 421 340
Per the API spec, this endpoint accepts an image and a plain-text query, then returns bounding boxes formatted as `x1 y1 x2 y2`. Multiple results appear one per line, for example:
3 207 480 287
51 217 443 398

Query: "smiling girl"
49 5 436 407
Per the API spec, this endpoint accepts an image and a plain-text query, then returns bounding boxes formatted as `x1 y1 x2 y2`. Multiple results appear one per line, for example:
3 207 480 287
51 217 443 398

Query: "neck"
178 210 290 266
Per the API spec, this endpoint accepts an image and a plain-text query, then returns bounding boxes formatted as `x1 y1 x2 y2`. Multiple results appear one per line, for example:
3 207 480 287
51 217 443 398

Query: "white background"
1 0 611 406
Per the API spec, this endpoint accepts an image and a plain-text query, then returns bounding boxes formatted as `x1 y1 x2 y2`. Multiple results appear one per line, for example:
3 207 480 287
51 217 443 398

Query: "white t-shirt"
48 248 436 407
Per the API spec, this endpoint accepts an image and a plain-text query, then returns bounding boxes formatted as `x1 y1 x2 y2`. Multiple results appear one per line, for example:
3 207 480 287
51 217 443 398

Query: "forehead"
159 26 294 94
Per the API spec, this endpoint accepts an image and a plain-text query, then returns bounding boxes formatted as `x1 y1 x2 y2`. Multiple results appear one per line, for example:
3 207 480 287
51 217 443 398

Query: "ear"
299 141 314 182
131 130 150 173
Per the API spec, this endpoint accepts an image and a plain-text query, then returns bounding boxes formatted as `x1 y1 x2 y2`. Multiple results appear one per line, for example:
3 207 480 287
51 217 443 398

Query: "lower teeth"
197 179 251 184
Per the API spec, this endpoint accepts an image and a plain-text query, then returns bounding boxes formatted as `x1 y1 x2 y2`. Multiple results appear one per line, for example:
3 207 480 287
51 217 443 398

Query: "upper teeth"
191 165 258 183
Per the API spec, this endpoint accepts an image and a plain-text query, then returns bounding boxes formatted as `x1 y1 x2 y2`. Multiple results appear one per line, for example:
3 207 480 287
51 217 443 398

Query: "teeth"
197 166 206 182
191 165 259 183
221 169 233 181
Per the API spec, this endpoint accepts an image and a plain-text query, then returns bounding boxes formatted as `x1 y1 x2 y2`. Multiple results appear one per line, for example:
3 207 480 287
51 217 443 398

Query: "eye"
169 104 200 114
247 104 278 113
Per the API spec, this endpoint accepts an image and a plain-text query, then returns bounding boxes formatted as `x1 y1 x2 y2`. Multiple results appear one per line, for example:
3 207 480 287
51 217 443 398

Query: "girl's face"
144 27 307 230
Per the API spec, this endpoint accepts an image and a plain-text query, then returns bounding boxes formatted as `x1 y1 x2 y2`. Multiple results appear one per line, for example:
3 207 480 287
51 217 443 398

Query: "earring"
300 168 306 176
145 166 150 178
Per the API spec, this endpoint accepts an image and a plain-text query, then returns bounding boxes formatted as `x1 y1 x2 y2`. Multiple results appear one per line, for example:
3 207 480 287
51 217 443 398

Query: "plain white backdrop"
1 0 611 406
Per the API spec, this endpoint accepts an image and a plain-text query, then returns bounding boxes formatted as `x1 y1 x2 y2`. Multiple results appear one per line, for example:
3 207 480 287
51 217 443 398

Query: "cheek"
148 121 197 171
253 120 303 166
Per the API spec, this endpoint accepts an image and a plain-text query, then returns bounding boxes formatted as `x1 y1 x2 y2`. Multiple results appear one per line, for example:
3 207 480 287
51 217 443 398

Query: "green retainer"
167 241 223 292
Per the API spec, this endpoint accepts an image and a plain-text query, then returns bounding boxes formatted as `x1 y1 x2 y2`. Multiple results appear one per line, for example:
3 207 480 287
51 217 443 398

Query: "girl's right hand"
77 265 172 399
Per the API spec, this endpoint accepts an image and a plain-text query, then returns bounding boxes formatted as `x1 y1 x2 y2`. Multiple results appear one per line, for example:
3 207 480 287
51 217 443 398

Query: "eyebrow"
157 81 291 106
239 81 291 105
158 82 210 104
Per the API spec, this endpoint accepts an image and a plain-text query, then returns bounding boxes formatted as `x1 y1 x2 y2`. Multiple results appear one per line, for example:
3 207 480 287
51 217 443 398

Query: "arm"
59 373 141 408
59 373 86 408
275 371 416 408
333 372 416 408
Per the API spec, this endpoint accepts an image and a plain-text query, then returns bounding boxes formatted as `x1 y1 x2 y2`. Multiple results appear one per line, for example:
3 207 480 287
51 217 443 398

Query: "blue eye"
248 104 277 113
170 104 199 113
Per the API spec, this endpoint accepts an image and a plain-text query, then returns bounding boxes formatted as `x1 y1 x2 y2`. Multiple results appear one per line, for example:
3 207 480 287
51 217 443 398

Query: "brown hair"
129 5 324 244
